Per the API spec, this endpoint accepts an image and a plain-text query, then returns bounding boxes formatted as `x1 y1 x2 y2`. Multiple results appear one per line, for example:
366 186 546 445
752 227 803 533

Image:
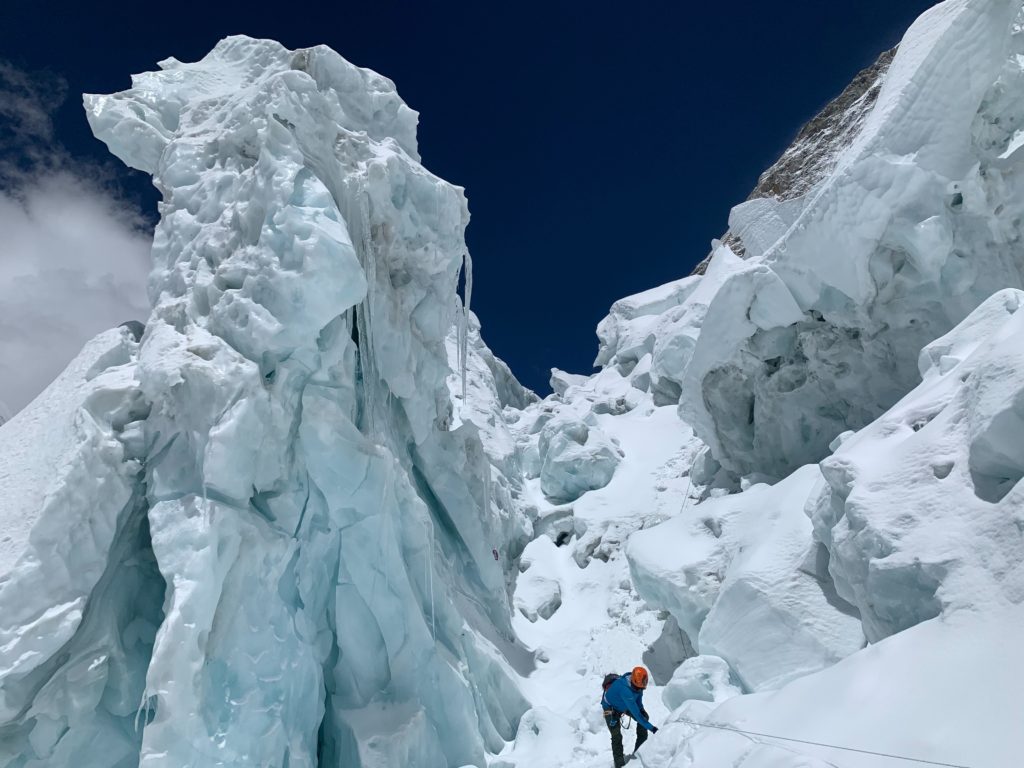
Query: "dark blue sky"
1 0 935 394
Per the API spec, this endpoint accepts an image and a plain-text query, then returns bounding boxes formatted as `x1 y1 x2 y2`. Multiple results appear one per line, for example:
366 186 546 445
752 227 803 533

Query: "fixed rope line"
680 469 694 514
676 717 971 768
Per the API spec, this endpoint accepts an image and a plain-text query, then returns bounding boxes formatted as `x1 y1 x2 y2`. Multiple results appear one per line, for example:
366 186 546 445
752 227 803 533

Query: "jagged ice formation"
0 38 529 768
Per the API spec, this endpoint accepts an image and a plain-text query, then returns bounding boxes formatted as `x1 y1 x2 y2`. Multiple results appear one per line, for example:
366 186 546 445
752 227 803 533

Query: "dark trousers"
604 711 648 767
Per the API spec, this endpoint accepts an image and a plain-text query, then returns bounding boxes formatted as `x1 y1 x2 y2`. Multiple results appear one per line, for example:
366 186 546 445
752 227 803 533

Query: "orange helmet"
630 666 649 689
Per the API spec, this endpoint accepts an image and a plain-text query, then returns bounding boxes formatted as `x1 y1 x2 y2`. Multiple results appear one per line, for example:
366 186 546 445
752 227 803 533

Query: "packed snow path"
492 374 702 768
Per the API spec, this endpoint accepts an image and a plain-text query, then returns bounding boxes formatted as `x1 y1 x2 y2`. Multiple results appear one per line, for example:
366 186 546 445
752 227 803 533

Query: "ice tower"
0 37 528 767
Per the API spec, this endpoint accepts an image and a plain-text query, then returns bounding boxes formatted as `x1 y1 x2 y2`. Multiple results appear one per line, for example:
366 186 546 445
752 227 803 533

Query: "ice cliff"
0 38 529 768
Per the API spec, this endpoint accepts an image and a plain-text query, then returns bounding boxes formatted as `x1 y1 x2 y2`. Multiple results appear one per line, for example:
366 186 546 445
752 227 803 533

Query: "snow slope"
646 607 1024 768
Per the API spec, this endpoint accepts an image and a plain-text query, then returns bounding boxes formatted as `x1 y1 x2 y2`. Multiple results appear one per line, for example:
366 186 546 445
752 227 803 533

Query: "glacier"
3 0 1024 766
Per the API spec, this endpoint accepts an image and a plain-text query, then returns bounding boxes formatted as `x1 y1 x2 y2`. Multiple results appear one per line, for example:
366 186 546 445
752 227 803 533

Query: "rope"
679 470 694 515
676 716 972 768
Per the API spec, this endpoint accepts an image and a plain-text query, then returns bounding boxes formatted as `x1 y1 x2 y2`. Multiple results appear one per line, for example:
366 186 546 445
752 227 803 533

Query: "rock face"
696 48 896 272
750 49 898 204
0 37 529 768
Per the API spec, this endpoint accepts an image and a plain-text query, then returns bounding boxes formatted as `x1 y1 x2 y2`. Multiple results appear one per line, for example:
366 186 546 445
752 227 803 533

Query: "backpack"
602 672 621 693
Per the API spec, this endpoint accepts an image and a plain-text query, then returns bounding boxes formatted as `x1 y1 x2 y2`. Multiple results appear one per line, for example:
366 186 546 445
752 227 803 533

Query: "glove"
650 726 659 735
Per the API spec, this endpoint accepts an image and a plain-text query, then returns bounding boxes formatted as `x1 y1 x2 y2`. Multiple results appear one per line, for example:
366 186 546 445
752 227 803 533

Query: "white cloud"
0 175 151 416
0 63 151 417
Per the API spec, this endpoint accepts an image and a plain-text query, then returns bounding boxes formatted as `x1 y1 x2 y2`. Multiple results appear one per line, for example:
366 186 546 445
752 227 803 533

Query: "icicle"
460 250 473 403
357 189 379 438
424 515 436 642
455 302 464 399
198 429 210 510
483 462 491 519
134 693 152 733
374 469 393 598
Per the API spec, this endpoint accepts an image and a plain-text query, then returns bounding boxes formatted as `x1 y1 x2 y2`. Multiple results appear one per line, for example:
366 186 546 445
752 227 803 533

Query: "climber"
601 666 658 766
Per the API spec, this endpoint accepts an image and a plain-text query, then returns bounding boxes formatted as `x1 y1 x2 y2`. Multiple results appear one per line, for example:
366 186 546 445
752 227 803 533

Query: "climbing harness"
602 710 632 731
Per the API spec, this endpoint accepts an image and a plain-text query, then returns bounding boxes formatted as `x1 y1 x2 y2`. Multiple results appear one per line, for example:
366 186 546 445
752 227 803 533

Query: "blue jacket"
601 674 655 731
